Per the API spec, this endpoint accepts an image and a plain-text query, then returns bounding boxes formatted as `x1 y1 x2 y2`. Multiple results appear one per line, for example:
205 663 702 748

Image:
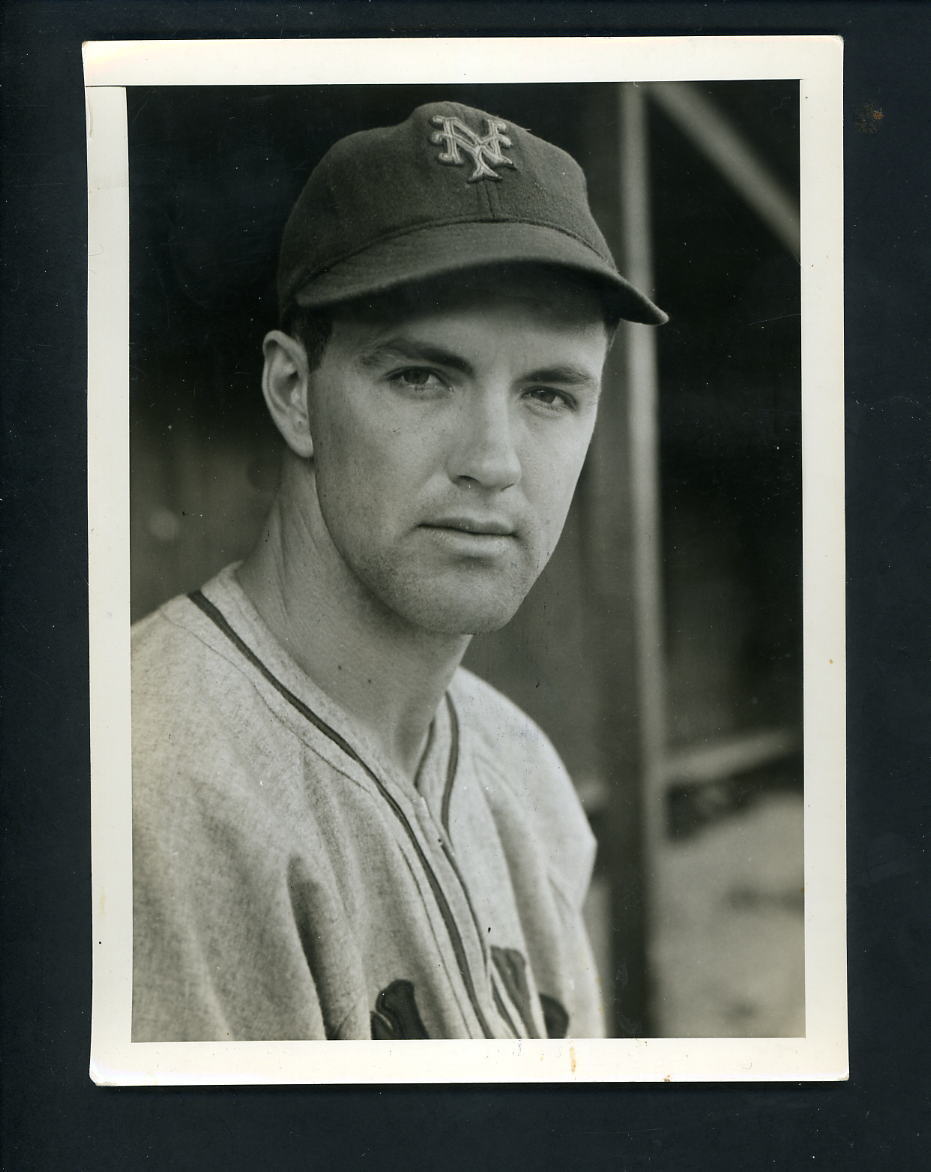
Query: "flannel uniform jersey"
131 565 604 1041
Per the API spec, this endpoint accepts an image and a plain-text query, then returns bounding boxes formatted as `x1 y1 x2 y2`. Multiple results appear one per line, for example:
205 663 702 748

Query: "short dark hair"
281 306 333 373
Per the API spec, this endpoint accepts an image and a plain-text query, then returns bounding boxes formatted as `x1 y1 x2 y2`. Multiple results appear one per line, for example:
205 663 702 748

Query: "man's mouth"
421 516 515 537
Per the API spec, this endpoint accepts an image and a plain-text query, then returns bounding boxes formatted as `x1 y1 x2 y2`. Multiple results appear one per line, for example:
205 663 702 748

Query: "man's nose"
447 391 522 491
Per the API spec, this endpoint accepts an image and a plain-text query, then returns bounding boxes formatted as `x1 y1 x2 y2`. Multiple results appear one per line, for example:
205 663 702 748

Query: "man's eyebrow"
357 338 474 376
523 364 601 390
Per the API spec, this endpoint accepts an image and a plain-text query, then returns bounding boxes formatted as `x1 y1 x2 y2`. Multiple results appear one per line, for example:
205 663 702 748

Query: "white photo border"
85 34 846 1085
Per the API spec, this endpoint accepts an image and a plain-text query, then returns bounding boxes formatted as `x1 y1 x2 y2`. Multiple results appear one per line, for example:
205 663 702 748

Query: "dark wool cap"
278 100 667 326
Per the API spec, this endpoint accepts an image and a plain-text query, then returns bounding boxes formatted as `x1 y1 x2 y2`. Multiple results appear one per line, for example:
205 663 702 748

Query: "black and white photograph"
84 35 846 1083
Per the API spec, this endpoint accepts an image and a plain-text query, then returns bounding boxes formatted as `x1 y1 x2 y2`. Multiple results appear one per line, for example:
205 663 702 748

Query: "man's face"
302 268 610 636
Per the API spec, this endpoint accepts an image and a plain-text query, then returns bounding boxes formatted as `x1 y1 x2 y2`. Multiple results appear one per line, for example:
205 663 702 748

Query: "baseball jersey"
131 564 604 1041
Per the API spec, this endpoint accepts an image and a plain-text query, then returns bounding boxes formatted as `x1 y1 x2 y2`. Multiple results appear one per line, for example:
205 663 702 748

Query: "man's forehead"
318 282 610 392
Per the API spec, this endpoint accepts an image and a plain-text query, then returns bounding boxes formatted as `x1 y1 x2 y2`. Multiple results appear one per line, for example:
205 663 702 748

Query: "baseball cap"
277 101 667 326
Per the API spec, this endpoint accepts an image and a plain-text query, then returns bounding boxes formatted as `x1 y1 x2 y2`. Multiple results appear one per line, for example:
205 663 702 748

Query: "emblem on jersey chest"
430 114 516 182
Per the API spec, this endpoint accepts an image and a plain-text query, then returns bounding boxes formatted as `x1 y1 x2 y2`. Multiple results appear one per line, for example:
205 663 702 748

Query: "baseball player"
131 100 666 1041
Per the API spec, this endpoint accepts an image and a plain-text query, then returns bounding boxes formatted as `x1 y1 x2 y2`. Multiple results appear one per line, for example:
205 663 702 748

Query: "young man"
131 101 666 1041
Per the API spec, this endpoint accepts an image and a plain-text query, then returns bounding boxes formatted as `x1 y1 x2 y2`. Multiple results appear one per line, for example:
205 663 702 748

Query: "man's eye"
525 386 575 412
388 368 448 393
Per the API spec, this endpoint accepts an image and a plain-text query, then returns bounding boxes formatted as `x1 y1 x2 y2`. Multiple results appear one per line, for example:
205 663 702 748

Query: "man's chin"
352 555 541 638
408 597 524 638
384 580 529 638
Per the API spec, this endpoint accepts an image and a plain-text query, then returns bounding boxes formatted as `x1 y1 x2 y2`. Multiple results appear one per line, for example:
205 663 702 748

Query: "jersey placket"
408 697 523 1039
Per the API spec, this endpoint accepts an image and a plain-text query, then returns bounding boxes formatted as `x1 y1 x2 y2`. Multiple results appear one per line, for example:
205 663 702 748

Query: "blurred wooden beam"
665 727 801 786
649 82 800 257
619 83 668 1036
579 83 666 1036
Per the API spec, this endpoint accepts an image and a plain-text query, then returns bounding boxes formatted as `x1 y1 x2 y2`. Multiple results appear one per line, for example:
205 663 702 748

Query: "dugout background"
127 81 802 1038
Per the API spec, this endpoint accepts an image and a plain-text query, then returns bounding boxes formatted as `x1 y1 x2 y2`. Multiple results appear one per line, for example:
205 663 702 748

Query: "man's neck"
237 482 470 783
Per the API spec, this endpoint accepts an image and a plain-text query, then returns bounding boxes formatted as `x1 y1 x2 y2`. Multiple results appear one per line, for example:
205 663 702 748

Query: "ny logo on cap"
430 114 516 182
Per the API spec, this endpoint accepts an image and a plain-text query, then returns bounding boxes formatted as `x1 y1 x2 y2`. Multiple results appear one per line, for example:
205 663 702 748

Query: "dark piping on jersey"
436 693 499 977
188 589 496 1040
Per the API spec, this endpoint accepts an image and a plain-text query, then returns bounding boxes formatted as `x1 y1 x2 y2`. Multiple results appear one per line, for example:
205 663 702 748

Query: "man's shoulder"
131 569 272 741
449 666 576 801
132 565 252 684
450 667 596 908
130 577 310 830
132 590 229 705
450 666 557 759
132 592 199 660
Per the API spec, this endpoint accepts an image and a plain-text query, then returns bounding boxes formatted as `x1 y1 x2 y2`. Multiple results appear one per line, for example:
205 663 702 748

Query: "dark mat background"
2 3 928 1168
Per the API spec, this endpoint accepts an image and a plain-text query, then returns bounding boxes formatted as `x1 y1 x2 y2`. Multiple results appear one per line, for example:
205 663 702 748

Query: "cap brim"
290 220 668 325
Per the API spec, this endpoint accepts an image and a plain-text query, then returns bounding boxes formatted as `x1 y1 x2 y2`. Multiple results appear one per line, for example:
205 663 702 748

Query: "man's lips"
420 516 515 537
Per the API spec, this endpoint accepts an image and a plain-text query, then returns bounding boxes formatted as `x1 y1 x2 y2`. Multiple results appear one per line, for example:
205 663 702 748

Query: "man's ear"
261 330 315 458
